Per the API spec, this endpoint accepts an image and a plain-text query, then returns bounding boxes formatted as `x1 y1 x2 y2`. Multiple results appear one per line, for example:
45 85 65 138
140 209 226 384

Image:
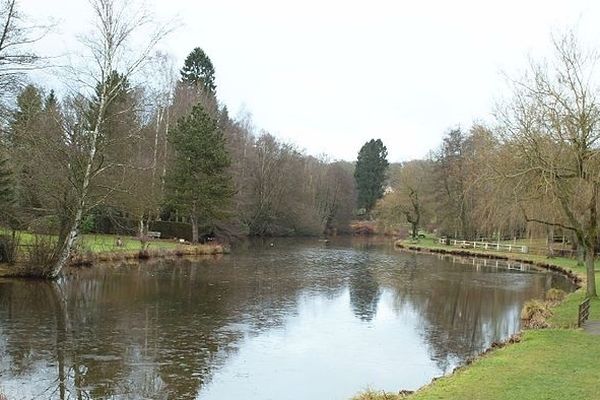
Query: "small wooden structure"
578 298 591 328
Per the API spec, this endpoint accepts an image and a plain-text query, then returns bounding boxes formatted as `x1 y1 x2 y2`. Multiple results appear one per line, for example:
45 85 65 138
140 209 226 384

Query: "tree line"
0 0 357 278
375 32 600 297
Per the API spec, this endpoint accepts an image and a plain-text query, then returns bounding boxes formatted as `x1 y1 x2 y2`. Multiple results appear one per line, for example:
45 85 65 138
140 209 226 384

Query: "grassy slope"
354 237 600 400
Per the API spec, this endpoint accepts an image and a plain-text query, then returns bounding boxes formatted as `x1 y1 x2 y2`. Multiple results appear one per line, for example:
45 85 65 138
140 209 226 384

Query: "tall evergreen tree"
10 84 43 148
180 47 217 93
0 155 14 209
354 139 389 215
166 104 233 242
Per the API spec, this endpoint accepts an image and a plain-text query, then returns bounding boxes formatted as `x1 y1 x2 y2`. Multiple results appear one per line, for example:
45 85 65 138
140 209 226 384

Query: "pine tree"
180 47 217 94
167 104 233 242
354 139 389 215
0 155 14 207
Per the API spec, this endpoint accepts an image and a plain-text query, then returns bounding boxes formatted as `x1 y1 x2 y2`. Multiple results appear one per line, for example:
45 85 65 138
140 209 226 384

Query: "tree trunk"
138 215 149 250
585 245 597 298
191 215 199 243
47 205 84 279
547 226 554 258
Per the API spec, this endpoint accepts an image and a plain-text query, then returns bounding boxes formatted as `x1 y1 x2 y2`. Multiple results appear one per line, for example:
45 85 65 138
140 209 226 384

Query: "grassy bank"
2 230 180 252
0 232 226 278
353 237 600 400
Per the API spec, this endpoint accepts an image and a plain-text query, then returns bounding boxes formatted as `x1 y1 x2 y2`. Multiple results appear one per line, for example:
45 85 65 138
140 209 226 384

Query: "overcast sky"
20 0 600 162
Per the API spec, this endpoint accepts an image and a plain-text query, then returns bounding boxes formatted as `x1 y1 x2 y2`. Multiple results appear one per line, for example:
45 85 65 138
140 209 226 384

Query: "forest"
0 0 359 278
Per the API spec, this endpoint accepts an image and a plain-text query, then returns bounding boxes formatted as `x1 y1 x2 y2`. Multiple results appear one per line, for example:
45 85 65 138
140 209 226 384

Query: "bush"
28 215 61 235
350 221 377 235
545 288 567 304
149 220 193 241
521 300 552 329
26 235 60 272
0 233 19 264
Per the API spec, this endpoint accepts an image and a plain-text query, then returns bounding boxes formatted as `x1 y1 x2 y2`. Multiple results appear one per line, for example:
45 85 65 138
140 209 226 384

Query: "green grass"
80 233 178 253
408 330 600 400
1 229 179 254
352 237 600 400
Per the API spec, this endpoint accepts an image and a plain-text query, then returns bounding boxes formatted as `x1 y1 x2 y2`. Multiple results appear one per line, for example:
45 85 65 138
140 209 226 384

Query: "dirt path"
583 321 600 335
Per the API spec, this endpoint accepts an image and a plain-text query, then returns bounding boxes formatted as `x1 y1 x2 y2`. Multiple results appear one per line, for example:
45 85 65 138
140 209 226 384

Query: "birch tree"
45 0 170 278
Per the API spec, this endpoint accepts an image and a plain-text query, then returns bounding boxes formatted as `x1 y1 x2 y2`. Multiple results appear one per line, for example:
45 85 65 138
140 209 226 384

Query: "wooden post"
579 298 591 327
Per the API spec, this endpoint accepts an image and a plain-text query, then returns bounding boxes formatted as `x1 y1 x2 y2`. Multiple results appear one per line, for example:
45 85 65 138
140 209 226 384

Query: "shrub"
0 233 19 264
350 221 377 235
521 299 552 329
150 220 193 241
545 288 567 304
26 235 60 273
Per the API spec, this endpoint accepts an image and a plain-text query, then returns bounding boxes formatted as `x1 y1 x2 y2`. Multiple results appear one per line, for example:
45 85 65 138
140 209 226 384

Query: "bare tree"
0 0 41 90
375 160 431 239
497 31 600 297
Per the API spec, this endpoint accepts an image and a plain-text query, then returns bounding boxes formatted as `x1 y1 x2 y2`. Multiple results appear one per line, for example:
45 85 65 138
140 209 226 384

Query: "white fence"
439 238 528 254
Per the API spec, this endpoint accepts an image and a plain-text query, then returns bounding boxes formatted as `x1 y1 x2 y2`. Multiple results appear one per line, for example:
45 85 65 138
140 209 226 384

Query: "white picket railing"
438 238 528 254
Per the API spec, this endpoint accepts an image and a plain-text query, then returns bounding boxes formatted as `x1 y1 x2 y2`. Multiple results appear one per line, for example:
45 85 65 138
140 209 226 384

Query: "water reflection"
0 239 572 399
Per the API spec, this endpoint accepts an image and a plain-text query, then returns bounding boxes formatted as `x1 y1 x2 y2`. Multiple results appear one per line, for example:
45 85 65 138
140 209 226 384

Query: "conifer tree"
180 47 217 94
354 139 389 215
167 104 233 242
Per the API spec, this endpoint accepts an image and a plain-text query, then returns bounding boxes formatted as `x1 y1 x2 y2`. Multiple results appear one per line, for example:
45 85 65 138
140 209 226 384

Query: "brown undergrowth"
0 244 228 278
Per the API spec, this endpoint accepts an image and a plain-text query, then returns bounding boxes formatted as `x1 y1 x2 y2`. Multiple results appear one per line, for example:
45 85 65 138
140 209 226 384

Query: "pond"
0 238 572 399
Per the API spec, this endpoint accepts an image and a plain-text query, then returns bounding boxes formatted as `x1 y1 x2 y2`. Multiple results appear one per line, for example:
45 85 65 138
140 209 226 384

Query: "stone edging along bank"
394 241 583 288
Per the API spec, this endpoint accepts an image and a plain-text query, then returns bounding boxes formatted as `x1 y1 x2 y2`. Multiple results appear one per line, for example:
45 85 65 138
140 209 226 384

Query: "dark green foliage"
166 104 233 238
10 84 43 149
0 234 19 264
354 139 389 214
88 70 133 134
0 156 14 207
150 220 193 241
180 47 217 93
44 89 58 111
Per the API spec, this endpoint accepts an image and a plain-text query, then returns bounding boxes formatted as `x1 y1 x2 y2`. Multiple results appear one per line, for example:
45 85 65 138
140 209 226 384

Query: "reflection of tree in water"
0 247 563 398
0 254 335 399
348 255 382 322
382 254 553 371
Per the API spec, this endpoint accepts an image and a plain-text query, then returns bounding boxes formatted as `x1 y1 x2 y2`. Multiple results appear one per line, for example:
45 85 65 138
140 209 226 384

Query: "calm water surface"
0 238 571 399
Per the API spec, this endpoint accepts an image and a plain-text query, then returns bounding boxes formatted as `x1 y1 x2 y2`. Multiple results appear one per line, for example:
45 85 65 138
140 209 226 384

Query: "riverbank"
353 237 600 400
0 233 227 278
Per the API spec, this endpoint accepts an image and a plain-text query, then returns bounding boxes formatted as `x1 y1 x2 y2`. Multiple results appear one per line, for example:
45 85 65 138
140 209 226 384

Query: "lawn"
352 237 600 400
1 229 179 254
407 329 600 400
80 233 178 253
